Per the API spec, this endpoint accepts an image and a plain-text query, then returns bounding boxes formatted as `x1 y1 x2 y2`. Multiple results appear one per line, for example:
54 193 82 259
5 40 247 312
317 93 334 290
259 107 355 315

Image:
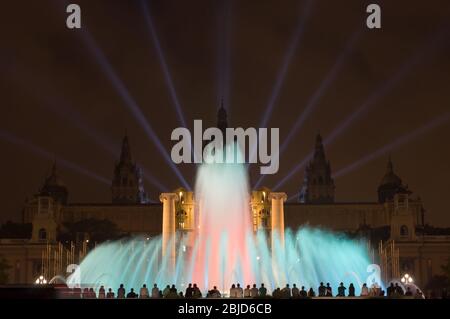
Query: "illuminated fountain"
68 143 377 295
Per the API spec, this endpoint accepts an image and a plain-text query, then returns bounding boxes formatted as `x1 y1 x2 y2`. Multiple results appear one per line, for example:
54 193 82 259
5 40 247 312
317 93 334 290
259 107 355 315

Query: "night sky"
1 1 449 225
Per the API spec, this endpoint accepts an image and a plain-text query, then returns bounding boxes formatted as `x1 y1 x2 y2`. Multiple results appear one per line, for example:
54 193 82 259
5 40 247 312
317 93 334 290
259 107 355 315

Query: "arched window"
400 225 409 237
38 228 47 240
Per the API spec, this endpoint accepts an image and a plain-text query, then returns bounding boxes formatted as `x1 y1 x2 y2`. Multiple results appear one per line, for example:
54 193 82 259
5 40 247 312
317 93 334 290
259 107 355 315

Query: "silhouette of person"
394 283 404 296
282 284 291 298
185 283 193 299
98 286 105 299
140 284 149 298
126 288 137 298
230 284 237 298
300 286 307 298
318 282 325 297
348 283 355 297
360 283 369 296
210 286 221 298
244 285 251 298
106 288 115 298
292 284 300 298
193 284 202 298
151 284 159 298
326 283 332 297
259 283 267 297
414 289 424 299
273 288 282 299
337 282 346 297
250 284 258 298
117 284 126 299
236 283 243 298
165 285 178 299
163 285 171 298
387 283 395 297
405 287 413 296
308 287 315 297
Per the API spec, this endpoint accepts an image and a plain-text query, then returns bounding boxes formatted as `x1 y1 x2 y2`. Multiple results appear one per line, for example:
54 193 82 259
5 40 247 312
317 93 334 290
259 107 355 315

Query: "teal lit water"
68 144 378 295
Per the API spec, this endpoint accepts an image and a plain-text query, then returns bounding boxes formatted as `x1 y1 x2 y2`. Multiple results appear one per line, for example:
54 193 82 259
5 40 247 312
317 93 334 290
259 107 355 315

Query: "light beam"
77 25 191 189
255 29 362 189
271 26 449 191
140 0 188 128
216 0 233 109
248 0 314 166
259 0 314 129
6 63 168 192
333 112 450 179
0 129 110 185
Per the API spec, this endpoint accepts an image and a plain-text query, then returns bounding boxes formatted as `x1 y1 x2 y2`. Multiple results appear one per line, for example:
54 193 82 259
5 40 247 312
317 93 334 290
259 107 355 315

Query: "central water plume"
68 143 378 295
192 143 254 290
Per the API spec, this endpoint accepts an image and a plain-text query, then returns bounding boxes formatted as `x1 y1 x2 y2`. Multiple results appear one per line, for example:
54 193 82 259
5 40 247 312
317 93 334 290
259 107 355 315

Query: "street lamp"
401 273 413 285
35 275 47 285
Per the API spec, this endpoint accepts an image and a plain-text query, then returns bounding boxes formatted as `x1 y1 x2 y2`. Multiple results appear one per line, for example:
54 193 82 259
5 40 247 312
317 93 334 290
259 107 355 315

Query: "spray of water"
68 143 375 295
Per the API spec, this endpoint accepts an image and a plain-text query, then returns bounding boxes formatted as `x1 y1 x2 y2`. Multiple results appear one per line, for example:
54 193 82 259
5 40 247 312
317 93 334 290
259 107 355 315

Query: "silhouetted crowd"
61 281 425 299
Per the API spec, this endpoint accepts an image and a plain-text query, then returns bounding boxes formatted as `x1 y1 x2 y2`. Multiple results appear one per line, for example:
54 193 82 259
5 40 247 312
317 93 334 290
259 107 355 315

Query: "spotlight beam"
280 29 362 155
142 168 168 192
8 64 117 155
271 26 449 191
248 0 314 166
286 112 450 202
78 27 191 189
259 0 314 129
324 28 448 147
287 193 299 202
140 0 187 128
216 0 233 108
333 112 450 179
0 129 110 185
255 29 362 189
7 63 168 192
273 152 312 191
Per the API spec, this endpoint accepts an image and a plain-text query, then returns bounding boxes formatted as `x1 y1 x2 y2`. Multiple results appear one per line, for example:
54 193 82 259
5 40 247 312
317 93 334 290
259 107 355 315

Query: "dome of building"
377 157 406 203
39 162 69 204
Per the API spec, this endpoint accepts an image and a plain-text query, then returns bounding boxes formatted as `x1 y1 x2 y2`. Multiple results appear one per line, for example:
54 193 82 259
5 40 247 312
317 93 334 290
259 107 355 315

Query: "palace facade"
0 107 449 293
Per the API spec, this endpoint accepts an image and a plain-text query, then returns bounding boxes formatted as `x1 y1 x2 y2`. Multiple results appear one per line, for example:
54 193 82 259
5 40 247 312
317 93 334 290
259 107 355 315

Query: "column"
269 192 287 248
160 193 178 272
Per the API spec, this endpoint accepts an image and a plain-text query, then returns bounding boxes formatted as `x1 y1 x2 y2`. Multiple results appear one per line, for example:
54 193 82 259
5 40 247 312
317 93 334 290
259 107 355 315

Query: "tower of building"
377 157 408 203
217 99 228 136
298 133 335 203
111 135 148 204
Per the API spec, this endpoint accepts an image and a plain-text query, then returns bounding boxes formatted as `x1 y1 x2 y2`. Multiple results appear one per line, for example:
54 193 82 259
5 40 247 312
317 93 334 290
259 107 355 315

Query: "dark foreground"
0 285 423 300
0 287 448 319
